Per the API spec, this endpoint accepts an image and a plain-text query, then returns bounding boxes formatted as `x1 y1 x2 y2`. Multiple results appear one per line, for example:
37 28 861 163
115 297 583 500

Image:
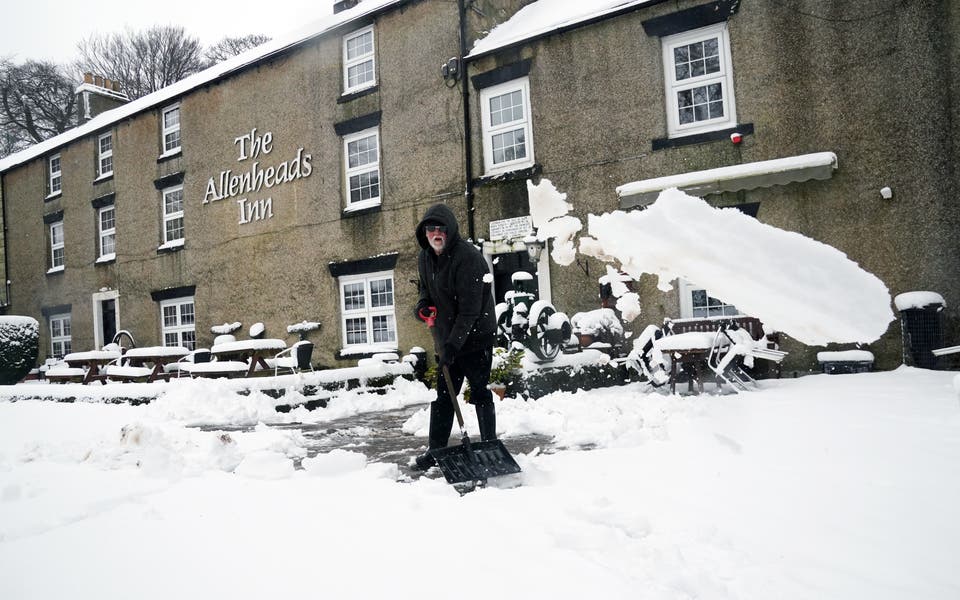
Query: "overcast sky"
1 0 334 64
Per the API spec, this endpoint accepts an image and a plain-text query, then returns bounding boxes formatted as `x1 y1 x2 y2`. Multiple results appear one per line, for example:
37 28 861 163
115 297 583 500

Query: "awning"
617 151 838 208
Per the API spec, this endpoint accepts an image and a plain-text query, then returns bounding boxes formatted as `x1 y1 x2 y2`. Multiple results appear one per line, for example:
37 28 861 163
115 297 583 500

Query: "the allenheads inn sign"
203 128 314 225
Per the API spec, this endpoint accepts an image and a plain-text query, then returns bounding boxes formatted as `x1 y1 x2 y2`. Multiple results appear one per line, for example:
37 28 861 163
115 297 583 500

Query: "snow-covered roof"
617 152 838 208
0 0 405 175
468 0 656 59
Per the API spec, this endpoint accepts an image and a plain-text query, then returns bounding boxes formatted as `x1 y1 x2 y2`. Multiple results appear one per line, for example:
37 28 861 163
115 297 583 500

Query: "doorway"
91 289 120 349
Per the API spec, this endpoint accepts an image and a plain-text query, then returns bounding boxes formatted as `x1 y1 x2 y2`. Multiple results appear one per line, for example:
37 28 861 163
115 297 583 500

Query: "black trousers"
429 347 497 446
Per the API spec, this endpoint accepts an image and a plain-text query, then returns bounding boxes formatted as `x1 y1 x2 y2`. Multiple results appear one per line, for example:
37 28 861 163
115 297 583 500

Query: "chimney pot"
83 72 93 84
94 75 104 87
104 78 113 90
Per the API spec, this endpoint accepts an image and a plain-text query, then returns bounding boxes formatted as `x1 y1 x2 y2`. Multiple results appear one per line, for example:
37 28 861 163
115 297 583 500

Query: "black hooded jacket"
416 203 497 356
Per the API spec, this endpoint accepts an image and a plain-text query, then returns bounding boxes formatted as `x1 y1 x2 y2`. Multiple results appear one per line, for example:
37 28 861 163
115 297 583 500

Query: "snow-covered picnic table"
210 339 287 377
58 349 123 384
114 345 190 382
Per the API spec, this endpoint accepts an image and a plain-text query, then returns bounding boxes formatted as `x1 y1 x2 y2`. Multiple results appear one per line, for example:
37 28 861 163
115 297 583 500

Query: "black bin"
899 302 944 369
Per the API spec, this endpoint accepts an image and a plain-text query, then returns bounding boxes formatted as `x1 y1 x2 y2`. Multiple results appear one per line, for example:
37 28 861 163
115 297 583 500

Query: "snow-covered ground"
1 369 958 599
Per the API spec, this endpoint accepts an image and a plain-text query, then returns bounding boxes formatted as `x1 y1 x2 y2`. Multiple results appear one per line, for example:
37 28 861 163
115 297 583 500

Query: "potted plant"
488 346 523 400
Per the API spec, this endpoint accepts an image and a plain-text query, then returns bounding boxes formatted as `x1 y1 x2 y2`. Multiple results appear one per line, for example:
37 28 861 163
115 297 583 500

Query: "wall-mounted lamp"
523 234 545 264
880 186 893 200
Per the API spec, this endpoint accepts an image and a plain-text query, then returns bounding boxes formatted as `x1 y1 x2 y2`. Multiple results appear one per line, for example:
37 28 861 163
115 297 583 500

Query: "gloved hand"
414 299 433 321
437 343 457 369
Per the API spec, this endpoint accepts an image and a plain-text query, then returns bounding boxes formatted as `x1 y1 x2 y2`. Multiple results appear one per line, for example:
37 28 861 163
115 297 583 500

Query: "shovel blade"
430 440 521 484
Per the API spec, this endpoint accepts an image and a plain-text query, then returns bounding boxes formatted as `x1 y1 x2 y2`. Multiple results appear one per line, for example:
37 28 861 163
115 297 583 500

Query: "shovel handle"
424 310 468 433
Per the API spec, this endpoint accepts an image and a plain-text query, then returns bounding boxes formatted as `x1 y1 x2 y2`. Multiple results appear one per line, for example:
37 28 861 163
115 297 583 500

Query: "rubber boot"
474 397 497 442
411 400 454 470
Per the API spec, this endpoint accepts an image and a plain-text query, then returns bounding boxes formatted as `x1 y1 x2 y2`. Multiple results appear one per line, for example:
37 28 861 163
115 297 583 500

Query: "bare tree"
75 25 205 100
204 34 271 66
0 58 78 156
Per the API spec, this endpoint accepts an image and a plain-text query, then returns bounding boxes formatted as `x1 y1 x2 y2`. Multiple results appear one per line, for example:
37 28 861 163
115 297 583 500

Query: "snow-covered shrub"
0 316 39 385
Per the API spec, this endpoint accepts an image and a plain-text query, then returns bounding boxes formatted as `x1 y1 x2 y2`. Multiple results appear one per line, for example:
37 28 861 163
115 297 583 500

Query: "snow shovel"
419 307 521 485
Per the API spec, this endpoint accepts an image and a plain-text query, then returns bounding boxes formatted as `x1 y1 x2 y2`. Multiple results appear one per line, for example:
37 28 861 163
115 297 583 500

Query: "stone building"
0 0 957 371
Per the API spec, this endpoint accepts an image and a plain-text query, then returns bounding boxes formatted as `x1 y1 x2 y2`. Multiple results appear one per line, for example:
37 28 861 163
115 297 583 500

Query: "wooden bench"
667 316 784 378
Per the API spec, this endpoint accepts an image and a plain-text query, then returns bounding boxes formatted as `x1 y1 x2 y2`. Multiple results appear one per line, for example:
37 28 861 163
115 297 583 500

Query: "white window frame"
48 154 62 197
342 26 376 94
97 131 113 178
161 185 185 247
343 128 382 212
98 205 116 260
678 279 741 319
480 77 535 175
161 104 181 156
49 221 64 272
49 313 72 358
91 289 120 349
662 23 737 138
159 296 196 350
339 270 398 351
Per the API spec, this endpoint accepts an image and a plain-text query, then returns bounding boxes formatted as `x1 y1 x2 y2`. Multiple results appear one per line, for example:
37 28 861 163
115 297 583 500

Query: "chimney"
333 0 360 14
75 72 130 126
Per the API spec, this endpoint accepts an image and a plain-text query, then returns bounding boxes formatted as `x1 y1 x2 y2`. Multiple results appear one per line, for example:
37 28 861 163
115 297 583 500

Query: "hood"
416 203 461 251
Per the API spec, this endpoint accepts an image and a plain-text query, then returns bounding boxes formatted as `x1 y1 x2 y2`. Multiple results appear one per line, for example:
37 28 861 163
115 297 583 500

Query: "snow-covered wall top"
893 291 945 311
0 0 404 174
468 0 654 58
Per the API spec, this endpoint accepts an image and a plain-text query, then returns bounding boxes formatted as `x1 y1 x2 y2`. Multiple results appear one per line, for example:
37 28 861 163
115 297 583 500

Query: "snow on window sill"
158 148 182 160
94 172 114 182
45 191 62 201
342 81 377 98
338 343 398 357
483 159 535 179
46 265 65 275
343 199 382 213
95 253 116 264
157 239 185 252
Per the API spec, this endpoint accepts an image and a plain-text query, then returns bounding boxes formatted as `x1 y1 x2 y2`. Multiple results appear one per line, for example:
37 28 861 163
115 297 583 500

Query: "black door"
492 251 538 304
101 299 116 346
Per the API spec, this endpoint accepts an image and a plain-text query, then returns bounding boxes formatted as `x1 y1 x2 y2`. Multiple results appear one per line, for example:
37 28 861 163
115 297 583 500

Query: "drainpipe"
457 0 476 241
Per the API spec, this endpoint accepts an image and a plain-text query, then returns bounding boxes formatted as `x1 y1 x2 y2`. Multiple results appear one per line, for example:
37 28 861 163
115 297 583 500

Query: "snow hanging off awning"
468 0 656 59
617 152 838 208
576 187 894 345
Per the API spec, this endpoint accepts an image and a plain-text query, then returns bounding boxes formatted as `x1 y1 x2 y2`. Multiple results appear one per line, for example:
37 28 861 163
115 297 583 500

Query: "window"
480 78 534 175
98 206 116 259
49 314 72 358
343 128 381 210
662 24 736 137
679 280 740 318
161 185 184 246
160 297 195 350
161 104 181 154
343 26 376 94
339 271 397 349
48 154 62 196
97 132 113 178
49 221 64 271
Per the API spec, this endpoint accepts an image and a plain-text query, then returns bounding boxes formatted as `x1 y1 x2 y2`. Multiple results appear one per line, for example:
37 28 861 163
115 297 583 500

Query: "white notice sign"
489 215 533 241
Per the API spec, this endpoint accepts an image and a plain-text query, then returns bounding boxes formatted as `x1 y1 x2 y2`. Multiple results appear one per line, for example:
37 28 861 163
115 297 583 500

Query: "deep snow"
1 368 958 599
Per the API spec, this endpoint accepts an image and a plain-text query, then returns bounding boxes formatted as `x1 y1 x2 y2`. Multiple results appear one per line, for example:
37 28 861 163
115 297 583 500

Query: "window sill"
157 149 182 163
653 123 754 151
46 266 65 276
335 345 398 361
157 239 185 253
95 253 116 265
342 200 382 218
474 163 542 187
45 191 62 202
94 173 114 183
338 84 378 104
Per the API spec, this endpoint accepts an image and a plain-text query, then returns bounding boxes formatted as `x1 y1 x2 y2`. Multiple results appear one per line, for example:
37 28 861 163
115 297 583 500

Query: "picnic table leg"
670 357 678 395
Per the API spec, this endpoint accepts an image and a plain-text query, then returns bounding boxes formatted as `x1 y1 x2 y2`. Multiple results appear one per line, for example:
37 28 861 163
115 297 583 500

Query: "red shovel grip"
418 306 438 328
